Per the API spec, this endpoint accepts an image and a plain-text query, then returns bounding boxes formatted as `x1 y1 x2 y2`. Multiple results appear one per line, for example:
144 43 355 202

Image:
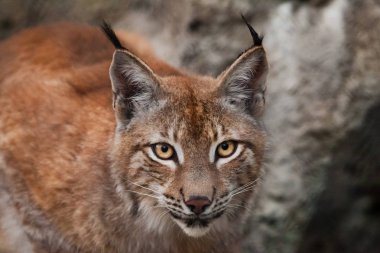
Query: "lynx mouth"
183 218 210 227
169 210 225 237
169 211 224 225
172 217 211 237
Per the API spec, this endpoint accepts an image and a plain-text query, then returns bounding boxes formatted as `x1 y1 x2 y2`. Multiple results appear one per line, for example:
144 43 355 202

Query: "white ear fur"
218 47 268 116
109 50 160 122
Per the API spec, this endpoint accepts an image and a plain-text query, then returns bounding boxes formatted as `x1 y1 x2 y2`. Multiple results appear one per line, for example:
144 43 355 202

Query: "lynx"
0 17 268 253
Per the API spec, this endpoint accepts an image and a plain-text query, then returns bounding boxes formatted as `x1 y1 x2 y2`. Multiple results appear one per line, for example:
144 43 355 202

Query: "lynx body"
0 22 268 253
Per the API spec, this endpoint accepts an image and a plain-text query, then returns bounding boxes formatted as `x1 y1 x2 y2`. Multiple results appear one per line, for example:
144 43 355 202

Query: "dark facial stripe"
128 192 140 217
141 150 161 165
240 140 255 152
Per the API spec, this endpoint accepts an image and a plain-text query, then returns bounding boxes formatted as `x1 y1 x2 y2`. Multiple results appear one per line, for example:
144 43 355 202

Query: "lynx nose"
185 196 211 215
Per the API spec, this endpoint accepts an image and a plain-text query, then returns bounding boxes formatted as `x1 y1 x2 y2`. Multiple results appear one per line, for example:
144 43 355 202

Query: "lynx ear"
217 46 268 117
102 22 161 124
109 49 161 123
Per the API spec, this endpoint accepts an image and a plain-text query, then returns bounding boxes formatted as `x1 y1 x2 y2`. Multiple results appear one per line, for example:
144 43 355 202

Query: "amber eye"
216 141 237 158
152 143 175 160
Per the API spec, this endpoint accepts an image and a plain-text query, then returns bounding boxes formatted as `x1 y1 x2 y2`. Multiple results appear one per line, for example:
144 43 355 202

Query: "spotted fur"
0 21 268 253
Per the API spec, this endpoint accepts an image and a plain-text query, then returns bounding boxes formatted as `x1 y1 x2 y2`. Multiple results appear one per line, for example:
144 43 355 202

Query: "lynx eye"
216 141 237 158
152 143 175 160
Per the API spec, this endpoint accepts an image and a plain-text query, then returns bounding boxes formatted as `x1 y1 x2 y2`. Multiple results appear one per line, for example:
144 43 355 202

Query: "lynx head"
102 20 268 237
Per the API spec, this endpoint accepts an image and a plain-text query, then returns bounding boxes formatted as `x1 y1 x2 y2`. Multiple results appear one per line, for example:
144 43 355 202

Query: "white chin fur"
174 220 211 237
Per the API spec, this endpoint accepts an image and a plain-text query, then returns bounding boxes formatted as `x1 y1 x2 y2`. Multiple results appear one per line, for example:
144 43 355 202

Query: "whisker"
227 204 252 212
230 185 256 197
121 177 162 195
125 190 160 200
157 210 169 223
231 178 259 194
231 181 255 194
151 205 167 210
226 205 239 211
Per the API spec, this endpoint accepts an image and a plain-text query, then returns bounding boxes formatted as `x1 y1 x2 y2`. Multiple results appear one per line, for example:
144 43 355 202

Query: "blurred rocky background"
1 0 379 252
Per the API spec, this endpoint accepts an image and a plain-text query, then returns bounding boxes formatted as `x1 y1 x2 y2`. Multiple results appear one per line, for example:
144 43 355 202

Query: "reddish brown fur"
0 22 268 253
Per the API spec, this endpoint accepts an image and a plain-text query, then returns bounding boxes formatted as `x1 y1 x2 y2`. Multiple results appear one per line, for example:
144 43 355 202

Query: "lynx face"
104 24 268 237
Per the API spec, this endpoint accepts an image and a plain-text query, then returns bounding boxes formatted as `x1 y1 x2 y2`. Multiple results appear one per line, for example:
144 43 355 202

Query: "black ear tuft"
241 14 263 46
101 21 126 50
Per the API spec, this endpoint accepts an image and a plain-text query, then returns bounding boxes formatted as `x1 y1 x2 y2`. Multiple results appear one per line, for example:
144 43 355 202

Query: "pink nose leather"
185 196 211 215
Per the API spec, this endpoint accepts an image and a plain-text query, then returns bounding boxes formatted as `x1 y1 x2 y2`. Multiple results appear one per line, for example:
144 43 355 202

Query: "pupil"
221 143 229 150
161 145 169 153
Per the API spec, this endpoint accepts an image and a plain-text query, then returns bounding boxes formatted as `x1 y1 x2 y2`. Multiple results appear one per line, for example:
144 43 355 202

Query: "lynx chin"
0 17 268 253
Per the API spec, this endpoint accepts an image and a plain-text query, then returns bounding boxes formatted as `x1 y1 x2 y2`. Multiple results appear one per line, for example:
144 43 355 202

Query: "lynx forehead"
0 18 268 253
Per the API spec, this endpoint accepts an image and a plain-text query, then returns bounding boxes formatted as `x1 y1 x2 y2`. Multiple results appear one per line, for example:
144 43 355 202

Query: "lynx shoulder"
0 20 268 253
